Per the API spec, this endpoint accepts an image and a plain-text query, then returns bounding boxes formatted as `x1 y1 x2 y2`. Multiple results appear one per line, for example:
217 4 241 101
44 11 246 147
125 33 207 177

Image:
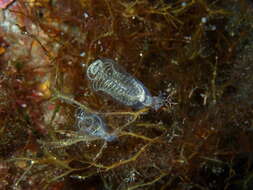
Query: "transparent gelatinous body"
75 108 116 142
87 58 157 109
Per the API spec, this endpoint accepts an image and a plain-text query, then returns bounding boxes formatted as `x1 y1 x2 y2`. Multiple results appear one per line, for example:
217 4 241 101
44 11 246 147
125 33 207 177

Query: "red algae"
0 0 15 9
0 0 253 189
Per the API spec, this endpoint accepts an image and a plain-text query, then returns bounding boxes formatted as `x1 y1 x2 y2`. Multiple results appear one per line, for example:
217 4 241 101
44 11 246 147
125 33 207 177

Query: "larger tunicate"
75 108 117 142
86 58 163 110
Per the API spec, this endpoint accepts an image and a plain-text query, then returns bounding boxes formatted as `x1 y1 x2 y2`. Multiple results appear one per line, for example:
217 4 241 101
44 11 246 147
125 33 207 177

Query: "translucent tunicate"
86 58 163 110
75 108 117 142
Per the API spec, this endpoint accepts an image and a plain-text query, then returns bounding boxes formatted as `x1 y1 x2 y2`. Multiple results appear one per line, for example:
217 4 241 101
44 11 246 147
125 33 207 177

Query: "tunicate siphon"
75 108 117 142
86 58 164 110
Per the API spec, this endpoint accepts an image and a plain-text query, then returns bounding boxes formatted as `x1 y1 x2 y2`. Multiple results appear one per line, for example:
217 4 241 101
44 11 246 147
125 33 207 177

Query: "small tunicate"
75 108 117 142
86 58 164 110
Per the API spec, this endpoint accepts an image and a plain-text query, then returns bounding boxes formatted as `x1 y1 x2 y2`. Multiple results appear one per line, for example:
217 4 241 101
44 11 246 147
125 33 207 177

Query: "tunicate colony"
75 58 164 141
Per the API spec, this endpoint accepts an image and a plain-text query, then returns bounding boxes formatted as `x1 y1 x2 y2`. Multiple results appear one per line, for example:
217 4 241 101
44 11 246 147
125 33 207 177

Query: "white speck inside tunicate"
211 25 216 31
80 52 86 57
1 21 10 31
184 36 192 41
36 92 44 96
21 104 27 108
83 12 89 18
171 59 178 65
11 25 20 34
181 2 187 7
201 17 207 24
31 24 37 30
